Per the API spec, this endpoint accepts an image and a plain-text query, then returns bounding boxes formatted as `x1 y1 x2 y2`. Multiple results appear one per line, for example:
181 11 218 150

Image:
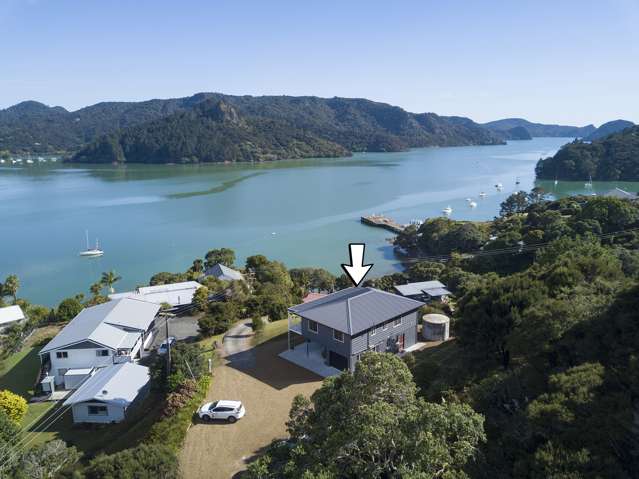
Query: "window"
88 405 108 416
308 320 318 333
333 329 344 342
393 318 402 327
382 322 389 331
56 351 68 359
370 326 377 336
96 350 109 357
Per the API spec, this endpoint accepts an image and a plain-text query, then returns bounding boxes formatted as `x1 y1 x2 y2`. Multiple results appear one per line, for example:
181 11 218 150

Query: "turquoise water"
0 138 591 306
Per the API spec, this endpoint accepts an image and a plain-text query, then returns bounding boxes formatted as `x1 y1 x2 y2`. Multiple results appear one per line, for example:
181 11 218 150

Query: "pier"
361 215 405 233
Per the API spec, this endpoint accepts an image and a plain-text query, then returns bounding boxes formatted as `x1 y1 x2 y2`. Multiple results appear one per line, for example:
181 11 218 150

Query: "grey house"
285 287 424 374
394 280 452 303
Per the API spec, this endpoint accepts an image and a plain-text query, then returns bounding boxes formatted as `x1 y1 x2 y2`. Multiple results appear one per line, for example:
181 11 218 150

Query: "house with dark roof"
394 280 452 303
39 298 160 392
283 287 424 375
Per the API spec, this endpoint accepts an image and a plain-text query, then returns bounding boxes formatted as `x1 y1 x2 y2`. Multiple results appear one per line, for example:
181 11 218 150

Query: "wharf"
361 215 405 234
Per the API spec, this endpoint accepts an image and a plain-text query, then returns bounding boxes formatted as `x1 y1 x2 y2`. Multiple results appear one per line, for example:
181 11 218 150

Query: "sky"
1 0 638 126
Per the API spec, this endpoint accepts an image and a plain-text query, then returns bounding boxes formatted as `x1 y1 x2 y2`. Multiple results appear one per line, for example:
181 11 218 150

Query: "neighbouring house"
109 281 202 307
38 298 160 392
302 292 327 303
283 287 424 375
202 263 244 282
394 280 452 303
63 362 150 424
0 305 26 333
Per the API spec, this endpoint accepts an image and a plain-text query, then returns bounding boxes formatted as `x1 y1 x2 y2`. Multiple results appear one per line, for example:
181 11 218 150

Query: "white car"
198 400 246 423
157 336 176 355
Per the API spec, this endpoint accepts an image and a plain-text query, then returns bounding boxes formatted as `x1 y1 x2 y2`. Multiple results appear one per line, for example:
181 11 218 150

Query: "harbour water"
2 137 627 306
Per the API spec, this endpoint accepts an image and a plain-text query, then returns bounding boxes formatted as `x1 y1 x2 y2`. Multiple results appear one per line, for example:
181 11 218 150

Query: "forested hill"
585 119 635 141
536 125 639 181
0 94 503 160
71 100 350 163
482 117 595 137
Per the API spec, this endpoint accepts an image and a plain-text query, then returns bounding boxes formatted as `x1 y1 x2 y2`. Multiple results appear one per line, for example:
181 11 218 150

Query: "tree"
198 301 239 336
205 248 235 268
0 410 20 475
150 342 207 386
100 270 122 294
16 439 80 479
2 275 19 304
500 191 530 216
149 271 188 286
55 297 83 323
192 286 210 312
85 444 179 479
0 390 28 424
248 353 485 478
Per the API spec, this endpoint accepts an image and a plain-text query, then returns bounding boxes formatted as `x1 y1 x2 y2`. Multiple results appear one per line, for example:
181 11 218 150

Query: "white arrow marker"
341 243 373 287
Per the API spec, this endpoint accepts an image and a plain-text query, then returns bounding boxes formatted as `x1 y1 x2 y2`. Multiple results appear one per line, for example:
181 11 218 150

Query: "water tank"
422 314 450 341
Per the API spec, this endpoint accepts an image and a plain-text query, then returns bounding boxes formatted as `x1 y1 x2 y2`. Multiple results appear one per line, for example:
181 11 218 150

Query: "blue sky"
1 0 638 125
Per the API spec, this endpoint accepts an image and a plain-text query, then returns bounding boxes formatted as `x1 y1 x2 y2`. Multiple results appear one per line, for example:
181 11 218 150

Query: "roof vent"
101 389 108 395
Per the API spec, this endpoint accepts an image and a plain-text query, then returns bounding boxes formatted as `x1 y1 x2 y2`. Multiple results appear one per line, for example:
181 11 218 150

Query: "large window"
393 318 402 327
382 322 389 331
56 351 68 359
370 326 377 336
333 329 344 342
308 320 318 333
88 405 108 416
96 350 109 357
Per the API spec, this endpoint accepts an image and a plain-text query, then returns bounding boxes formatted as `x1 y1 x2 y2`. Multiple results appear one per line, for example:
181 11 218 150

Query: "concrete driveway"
180 323 323 479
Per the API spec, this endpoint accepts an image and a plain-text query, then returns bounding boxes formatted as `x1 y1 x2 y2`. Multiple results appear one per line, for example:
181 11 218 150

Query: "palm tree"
90 281 103 298
3 275 19 304
101 271 122 294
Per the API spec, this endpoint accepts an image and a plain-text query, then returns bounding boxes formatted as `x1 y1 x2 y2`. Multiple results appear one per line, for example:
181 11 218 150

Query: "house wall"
71 402 126 424
300 310 419 372
49 346 114 386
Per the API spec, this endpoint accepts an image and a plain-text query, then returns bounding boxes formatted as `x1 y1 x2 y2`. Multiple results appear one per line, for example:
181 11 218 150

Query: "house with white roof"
63 362 150 424
38 298 160 392
394 280 452 303
202 263 244 282
109 281 202 307
0 305 26 332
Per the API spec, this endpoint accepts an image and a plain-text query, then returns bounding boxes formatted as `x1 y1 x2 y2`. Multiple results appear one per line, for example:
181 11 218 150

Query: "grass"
252 318 289 346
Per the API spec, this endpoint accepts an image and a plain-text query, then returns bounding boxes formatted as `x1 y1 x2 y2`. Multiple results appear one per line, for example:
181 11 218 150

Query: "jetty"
361 215 405 233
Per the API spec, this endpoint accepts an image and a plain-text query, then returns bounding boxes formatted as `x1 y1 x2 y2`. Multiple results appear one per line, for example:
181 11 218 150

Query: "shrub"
85 443 179 479
0 390 28 424
252 316 264 332
54 297 83 323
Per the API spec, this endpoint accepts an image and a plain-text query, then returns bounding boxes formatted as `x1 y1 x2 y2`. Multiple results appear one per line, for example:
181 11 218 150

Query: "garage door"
328 351 348 370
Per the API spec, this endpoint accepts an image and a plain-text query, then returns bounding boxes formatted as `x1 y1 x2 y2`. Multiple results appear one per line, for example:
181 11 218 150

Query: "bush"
252 316 264 332
150 343 209 388
146 375 211 452
0 390 28 424
162 379 199 417
85 443 179 479
198 301 238 336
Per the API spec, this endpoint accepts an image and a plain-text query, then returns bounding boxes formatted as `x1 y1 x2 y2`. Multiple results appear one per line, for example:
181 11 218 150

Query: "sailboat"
584 175 593 189
442 206 453 215
79 230 104 257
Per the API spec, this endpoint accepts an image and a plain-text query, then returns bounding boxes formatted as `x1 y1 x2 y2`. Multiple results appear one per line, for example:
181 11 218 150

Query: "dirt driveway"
180 323 323 479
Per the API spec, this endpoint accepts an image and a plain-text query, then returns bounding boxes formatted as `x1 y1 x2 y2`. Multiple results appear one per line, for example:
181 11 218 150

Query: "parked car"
157 336 176 355
198 400 246 423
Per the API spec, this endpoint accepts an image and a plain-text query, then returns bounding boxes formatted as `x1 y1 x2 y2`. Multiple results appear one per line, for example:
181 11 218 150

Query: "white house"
38 298 160 391
63 362 150 424
109 281 202 307
0 305 26 332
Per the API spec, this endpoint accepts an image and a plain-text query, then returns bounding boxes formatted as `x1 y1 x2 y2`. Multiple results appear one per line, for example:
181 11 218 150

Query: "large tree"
248 353 485 478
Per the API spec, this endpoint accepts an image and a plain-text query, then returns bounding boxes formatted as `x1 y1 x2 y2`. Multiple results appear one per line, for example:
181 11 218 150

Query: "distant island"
584 119 635 141
536 124 639 181
1 94 504 163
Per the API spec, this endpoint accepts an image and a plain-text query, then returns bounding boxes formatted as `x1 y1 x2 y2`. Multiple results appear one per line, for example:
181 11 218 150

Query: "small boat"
0 159 5 164
469 201 477 208
79 230 104 257
442 206 453 215
495 183 503 190
465 198 472 202
26 159 34 164
479 192 486 198
515 177 520 185
554 179 558 186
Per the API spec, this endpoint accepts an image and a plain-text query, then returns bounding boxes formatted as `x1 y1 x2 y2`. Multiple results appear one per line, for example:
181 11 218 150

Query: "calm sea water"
3 137 628 306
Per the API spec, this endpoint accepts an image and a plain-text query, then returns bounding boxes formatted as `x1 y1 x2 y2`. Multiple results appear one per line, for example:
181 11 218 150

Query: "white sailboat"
479 191 487 198
469 201 477 208
584 175 593 189
79 230 104 257
442 206 453 215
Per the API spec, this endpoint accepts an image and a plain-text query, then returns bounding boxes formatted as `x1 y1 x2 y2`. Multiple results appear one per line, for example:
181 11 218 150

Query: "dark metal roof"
289 287 424 336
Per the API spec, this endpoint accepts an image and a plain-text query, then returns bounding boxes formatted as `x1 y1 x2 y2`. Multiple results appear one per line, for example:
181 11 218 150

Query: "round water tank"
422 314 450 341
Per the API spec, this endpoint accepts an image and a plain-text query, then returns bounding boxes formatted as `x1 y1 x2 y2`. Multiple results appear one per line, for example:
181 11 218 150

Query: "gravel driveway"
180 325 323 479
